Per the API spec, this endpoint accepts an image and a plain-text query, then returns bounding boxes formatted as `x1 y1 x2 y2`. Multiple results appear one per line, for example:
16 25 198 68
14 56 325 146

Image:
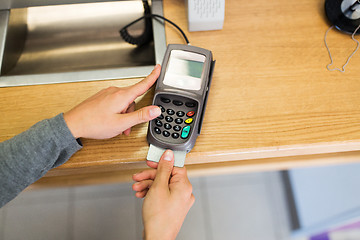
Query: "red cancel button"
186 111 195 117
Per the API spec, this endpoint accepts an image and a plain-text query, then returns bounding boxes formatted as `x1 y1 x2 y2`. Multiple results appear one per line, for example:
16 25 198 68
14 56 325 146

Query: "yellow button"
185 118 193 124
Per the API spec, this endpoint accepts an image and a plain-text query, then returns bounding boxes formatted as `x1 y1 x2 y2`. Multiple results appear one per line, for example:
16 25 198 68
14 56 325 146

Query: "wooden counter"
1 0 360 187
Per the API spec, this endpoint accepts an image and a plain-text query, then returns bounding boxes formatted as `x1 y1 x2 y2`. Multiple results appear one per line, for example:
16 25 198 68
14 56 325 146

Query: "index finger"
129 64 161 99
146 160 159 169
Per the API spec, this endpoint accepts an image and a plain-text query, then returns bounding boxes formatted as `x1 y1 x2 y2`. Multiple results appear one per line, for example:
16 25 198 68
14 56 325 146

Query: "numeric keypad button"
158 105 165 112
155 119 162 127
167 109 175 115
163 131 170 137
173 125 181 132
175 118 183 124
165 116 173 122
172 133 180 139
164 123 172 130
176 111 185 117
157 114 164 120
154 127 161 134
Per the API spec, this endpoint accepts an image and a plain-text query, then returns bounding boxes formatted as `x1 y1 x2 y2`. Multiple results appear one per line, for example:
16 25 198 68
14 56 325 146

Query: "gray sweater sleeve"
0 113 82 207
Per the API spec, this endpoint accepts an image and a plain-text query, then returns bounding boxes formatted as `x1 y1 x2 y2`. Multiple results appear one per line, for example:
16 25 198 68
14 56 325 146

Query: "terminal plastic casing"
147 44 215 153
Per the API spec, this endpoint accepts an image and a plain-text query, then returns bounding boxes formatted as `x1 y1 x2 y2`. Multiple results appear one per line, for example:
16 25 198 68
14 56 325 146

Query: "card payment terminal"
147 44 215 167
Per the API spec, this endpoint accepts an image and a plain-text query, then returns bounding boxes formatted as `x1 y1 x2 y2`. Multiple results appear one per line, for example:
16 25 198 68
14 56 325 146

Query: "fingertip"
146 160 158 169
124 128 131 136
149 64 161 78
135 190 148 198
162 150 174 162
157 150 174 171
132 182 139 191
154 64 161 72
132 172 140 181
152 150 174 186
128 65 161 100
149 106 161 119
149 64 161 81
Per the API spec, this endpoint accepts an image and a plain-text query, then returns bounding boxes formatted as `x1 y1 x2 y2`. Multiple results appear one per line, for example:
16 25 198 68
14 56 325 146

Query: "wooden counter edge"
49 139 360 175
28 150 360 189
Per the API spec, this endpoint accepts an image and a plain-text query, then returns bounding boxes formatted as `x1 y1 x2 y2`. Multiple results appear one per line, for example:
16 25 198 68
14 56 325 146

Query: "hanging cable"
120 13 190 46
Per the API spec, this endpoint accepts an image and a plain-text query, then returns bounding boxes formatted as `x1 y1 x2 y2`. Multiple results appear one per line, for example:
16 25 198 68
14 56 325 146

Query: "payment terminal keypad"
151 95 198 144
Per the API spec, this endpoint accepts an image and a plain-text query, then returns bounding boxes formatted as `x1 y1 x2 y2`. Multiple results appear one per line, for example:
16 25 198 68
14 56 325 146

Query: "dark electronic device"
147 44 215 154
325 0 360 34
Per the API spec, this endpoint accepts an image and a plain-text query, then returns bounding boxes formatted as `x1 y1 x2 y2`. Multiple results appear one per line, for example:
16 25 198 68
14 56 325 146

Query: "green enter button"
181 126 191 139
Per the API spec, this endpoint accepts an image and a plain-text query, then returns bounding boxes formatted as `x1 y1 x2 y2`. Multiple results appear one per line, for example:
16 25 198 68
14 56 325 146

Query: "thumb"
119 105 161 131
153 150 174 188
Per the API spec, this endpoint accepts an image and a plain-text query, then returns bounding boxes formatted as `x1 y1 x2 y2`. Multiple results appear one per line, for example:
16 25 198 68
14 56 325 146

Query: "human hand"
63 65 161 139
132 150 195 240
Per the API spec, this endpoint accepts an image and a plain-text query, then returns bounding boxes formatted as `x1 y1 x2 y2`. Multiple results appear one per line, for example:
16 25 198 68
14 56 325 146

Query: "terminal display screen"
163 50 206 91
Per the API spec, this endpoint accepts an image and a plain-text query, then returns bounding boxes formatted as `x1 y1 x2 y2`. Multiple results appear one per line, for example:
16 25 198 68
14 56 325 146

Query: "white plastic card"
147 144 187 167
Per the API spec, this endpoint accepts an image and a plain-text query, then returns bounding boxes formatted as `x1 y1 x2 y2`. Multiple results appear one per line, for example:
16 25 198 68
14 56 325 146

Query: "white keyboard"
186 0 225 32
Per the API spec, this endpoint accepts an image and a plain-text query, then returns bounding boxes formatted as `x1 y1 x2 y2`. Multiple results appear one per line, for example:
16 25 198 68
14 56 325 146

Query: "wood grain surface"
1 0 360 185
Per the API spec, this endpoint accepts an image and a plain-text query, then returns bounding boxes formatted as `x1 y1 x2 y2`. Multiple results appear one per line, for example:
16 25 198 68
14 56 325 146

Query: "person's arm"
0 114 82 207
132 150 195 240
0 65 162 208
